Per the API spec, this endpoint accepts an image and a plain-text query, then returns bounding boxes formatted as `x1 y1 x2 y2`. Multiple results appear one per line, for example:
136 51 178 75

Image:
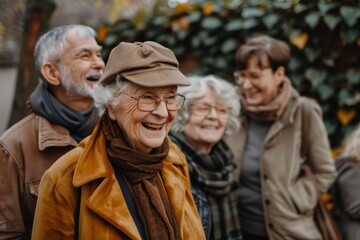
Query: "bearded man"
0 24 105 240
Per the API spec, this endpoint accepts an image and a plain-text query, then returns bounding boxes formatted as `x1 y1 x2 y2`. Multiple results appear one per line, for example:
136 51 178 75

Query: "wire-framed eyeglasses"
190 104 229 118
123 93 186 112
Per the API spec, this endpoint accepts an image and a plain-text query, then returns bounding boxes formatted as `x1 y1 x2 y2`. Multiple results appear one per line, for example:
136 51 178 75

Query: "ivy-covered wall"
97 0 360 149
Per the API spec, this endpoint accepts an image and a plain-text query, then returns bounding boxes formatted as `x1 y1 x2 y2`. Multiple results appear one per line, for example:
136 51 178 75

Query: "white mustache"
85 69 104 79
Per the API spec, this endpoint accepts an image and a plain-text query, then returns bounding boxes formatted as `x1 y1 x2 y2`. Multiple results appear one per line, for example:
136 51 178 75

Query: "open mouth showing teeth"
142 122 164 131
202 126 217 129
86 75 101 82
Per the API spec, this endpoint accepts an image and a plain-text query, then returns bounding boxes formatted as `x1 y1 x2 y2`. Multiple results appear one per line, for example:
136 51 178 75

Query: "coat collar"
37 116 78 151
73 121 188 238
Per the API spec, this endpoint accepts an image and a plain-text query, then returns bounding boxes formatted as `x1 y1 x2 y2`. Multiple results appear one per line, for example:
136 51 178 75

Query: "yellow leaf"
322 192 331 202
337 108 356 126
96 26 109 43
290 33 309 50
175 3 190 14
203 2 214 16
179 16 190 29
0 22 4 35
331 147 341 160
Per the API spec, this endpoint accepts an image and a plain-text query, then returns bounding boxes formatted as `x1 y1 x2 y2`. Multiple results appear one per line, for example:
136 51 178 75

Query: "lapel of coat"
73 123 141 240
161 139 189 230
264 90 299 144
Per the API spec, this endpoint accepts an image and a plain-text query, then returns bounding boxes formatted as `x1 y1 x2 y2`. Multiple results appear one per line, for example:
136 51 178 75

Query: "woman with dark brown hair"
227 35 337 239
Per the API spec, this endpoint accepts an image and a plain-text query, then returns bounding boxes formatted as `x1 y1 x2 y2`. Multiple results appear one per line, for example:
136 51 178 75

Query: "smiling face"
107 84 178 153
183 88 228 154
59 34 105 98
238 56 284 106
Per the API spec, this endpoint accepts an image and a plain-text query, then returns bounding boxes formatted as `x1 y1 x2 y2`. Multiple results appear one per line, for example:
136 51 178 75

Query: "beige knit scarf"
241 77 291 122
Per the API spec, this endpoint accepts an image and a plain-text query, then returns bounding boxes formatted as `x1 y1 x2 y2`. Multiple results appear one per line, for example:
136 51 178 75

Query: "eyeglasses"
234 69 272 85
123 93 186 112
190 104 229 118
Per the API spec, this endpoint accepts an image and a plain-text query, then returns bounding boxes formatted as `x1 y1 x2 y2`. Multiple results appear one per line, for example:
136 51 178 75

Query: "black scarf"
29 83 99 142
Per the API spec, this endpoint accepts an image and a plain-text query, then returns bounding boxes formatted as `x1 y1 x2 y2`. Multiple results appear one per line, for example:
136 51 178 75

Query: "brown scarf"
240 77 291 122
101 112 181 240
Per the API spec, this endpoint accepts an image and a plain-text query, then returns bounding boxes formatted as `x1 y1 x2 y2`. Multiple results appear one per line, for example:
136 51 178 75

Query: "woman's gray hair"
337 124 360 162
34 24 96 82
171 75 240 136
93 75 132 116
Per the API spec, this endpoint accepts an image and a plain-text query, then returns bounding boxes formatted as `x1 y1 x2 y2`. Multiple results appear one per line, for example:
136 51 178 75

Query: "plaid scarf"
170 132 242 240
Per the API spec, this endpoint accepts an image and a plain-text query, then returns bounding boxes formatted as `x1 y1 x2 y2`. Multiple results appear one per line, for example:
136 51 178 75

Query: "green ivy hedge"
97 0 360 148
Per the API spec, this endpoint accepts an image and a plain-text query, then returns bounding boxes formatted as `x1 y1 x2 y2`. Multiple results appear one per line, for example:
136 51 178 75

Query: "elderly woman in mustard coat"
32 41 206 240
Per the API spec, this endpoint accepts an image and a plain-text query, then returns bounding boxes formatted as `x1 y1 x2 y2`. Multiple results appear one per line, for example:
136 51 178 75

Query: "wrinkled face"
237 56 284 106
108 84 178 154
183 88 228 154
59 34 105 97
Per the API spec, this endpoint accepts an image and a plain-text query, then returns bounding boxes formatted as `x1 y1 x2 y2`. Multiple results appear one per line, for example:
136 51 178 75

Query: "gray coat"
334 158 360 240
226 88 337 240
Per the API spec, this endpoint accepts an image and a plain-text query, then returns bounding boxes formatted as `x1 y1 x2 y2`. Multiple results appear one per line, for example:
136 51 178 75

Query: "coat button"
265 199 271 205
264 174 268 180
269 223 274 229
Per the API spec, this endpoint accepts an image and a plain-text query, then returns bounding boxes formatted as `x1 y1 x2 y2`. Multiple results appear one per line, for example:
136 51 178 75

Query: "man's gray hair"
34 24 96 82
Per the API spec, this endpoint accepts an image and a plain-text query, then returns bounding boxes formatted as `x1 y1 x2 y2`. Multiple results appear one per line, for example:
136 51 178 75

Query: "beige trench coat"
227 88 337 240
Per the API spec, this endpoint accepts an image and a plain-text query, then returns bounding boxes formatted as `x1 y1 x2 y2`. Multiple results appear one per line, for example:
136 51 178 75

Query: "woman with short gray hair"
170 75 242 240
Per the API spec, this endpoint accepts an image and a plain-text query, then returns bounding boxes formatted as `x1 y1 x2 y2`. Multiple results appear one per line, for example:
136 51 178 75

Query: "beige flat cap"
99 41 190 87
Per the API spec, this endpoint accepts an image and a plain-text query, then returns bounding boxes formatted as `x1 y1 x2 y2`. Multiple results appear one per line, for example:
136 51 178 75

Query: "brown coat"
0 113 78 240
31 122 206 240
227 89 337 240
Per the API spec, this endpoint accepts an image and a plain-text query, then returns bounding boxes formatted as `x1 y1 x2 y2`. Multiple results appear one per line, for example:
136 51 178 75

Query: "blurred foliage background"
97 0 360 149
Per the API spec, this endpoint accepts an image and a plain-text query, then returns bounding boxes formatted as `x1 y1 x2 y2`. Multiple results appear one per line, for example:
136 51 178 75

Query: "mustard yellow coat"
32 122 205 240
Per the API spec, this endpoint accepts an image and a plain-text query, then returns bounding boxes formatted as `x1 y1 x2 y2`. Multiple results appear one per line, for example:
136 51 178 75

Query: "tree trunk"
7 0 56 128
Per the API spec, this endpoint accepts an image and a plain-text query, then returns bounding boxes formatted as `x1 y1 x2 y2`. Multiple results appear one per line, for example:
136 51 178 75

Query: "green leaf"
103 34 118 46
318 2 339 14
324 120 337 135
188 11 202 23
338 88 357 106
242 18 258 29
242 8 265 18
203 36 218 46
305 12 321 29
318 84 334 101
215 57 227 68
305 68 327 87
201 16 222 29
323 15 341 31
294 3 309 14
221 39 237 53
340 6 360 27
346 69 360 84
288 58 302 72
191 36 201 48
342 29 359 44
304 47 320 63
177 29 188 40
225 19 243 31
263 14 280 29
153 16 167 26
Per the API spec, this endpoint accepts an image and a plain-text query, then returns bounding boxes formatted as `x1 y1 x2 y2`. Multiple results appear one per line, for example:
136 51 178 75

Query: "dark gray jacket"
334 158 360 240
